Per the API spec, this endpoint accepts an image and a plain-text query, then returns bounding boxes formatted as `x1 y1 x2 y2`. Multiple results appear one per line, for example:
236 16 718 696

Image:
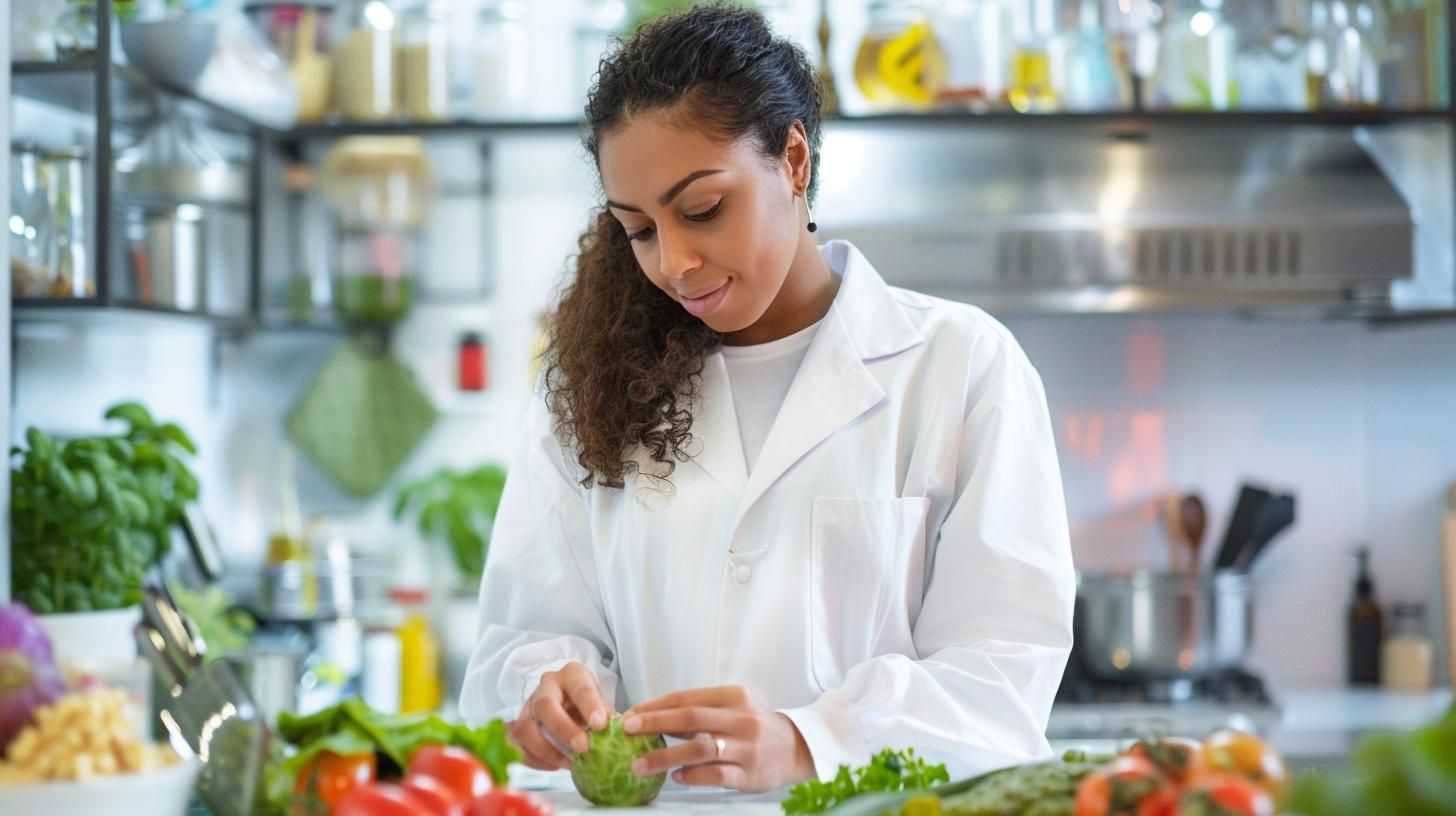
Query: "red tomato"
465 789 554 816
1179 773 1277 816
335 783 432 816
408 745 494 800
1125 736 1205 785
1074 755 1179 816
1199 730 1289 804
402 774 466 816
292 751 376 813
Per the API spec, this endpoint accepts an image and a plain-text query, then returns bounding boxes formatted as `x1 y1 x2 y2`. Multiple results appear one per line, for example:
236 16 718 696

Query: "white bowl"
0 757 201 816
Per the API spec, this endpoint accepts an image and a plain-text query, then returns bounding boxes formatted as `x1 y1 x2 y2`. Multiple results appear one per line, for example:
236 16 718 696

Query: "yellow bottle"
392 587 442 714
265 445 316 617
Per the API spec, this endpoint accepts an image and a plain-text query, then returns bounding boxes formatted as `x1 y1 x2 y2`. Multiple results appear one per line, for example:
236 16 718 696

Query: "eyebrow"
606 169 724 213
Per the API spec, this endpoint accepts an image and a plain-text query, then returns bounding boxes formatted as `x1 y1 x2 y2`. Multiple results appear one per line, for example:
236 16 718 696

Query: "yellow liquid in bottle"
1009 47 1056 113
397 609 442 714
853 21 947 108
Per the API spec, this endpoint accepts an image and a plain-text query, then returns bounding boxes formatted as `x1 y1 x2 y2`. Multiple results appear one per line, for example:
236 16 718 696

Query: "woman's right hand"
508 661 615 771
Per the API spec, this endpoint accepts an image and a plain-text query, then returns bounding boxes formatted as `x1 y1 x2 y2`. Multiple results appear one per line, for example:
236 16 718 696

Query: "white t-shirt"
719 318 823 474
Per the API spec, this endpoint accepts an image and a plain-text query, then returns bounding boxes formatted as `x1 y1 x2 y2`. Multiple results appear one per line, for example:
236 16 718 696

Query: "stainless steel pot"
1074 570 1254 680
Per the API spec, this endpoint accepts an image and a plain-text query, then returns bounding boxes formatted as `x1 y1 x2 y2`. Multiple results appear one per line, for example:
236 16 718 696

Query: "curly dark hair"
544 4 824 489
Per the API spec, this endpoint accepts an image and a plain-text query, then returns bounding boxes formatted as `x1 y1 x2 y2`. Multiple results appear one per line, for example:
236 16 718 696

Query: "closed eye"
628 226 655 242
686 202 722 223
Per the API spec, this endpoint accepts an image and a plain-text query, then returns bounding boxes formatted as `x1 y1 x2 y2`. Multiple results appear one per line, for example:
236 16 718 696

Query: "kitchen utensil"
1181 493 1207 572
1233 493 1296 572
181 504 227 584
1074 569 1255 680
120 18 220 90
1159 493 1188 573
133 593 273 816
1214 484 1273 569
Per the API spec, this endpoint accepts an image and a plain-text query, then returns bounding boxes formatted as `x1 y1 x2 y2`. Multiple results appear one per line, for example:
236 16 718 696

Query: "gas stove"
1047 662 1281 742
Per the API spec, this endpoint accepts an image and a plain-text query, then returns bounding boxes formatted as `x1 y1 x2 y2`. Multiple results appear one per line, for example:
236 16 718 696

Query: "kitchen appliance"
1050 658 1281 742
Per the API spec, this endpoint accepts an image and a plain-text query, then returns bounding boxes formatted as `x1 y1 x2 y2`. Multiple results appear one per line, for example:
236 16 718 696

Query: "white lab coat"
460 241 1074 781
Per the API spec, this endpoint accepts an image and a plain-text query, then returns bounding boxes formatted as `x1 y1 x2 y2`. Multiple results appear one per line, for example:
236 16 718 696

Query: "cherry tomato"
292 751 377 813
402 774 466 816
1074 755 1179 816
1125 736 1205 785
335 783 432 816
408 745 494 800
1199 730 1289 804
1179 773 1277 816
465 789 554 816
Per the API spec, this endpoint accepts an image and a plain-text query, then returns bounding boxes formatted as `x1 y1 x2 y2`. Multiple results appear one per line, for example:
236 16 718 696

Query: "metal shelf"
13 299 254 329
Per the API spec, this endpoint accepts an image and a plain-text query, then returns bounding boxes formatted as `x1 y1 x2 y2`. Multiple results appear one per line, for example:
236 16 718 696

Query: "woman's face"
598 111 812 339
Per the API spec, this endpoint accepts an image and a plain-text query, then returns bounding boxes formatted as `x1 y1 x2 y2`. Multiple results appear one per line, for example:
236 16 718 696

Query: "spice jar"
1382 601 1435 692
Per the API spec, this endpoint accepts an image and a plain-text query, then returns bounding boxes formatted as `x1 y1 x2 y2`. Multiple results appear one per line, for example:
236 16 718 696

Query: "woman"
460 5 1074 794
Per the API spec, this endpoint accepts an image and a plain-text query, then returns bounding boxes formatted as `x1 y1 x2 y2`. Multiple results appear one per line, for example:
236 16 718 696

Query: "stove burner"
1056 652 1273 706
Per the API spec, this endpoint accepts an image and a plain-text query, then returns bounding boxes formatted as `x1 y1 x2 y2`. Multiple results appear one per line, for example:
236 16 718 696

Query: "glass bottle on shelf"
473 0 531 119
575 0 628 106
1324 0 1384 108
1008 0 1058 112
335 0 400 122
853 0 948 112
1156 0 1238 110
1102 0 1162 109
10 143 54 298
933 0 1009 111
1381 0 1439 108
816 0 841 115
401 0 452 121
1237 0 1311 110
43 146 92 299
282 164 333 324
1051 0 1121 111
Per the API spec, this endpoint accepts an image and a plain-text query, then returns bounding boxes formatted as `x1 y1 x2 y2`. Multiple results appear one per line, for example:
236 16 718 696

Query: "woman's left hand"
621 685 816 792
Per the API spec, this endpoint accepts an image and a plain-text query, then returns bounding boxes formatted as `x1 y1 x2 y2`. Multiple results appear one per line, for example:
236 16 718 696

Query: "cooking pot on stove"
1074 569 1254 681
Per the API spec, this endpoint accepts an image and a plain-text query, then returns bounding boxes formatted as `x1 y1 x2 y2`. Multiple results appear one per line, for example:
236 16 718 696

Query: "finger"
510 718 572 771
673 762 748 790
532 691 592 756
559 664 613 730
627 686 747 716
623 706 740 739
631 733 725 778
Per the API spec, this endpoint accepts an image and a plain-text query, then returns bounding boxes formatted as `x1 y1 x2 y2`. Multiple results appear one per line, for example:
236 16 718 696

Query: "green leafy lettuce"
782 748 950 815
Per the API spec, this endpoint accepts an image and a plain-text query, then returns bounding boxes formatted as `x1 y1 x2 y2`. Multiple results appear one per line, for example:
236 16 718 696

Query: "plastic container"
391 587 442 714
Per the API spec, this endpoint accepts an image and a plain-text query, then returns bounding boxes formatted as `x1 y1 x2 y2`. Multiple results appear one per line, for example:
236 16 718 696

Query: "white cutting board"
515 769 790 816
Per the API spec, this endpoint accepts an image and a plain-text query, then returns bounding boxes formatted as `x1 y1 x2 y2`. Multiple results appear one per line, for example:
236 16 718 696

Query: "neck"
723 232 838 346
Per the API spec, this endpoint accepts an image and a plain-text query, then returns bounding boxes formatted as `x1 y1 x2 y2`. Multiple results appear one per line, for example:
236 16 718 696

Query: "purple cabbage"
0 603 66 749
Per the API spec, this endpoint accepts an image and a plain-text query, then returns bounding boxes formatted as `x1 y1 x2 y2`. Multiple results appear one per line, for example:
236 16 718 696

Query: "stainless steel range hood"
815 121 1426 315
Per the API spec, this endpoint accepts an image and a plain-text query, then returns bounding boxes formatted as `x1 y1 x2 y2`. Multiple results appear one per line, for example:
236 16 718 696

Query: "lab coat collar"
689 241 926 525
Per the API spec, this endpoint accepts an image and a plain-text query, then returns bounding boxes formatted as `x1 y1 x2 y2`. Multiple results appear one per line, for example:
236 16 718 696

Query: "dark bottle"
1348 547 1384 685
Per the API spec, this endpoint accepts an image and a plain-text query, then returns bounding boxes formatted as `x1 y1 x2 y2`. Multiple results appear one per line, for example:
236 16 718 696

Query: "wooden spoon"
1160 493 1188 573
1180 494 1207 574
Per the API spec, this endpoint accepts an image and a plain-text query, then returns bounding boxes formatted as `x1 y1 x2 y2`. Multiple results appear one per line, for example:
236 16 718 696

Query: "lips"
678 280 730 318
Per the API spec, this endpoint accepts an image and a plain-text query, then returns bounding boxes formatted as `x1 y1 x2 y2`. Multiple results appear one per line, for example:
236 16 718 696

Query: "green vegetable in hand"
11 402 200 613
570 714 668 807
782 748 951 815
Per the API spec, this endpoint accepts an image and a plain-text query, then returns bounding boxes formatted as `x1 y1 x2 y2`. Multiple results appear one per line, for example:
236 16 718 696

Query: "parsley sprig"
781 748 950 815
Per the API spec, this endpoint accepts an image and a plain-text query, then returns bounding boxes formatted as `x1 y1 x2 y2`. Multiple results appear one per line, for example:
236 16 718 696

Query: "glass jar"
282 164 334 322
334 0 399 122
1381 602 1434 692
1051 0 1121 111
53 0 99 58
853 0 947 111
1008 0 1058 112
10 143 54 298
319 137 432 324
1103 0 1162 109
474 0 530 118
42 146 92 299
1236 0 1311 110
574 0 628 106
401 1 451 121
1156 0 1238 110
12 0 59 60
933 0 1009 110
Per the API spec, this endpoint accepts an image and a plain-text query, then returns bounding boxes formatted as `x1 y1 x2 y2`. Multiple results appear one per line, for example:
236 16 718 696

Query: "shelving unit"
8 0 1456 326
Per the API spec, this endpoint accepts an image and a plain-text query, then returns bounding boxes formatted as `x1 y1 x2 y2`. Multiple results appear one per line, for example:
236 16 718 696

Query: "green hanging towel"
287 338 439 497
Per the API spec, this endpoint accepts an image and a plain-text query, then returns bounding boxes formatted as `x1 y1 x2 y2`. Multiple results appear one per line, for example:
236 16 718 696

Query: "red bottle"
458 332 487 392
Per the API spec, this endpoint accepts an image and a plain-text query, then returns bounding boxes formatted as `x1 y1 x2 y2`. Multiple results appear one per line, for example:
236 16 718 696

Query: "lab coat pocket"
809 496 931 691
